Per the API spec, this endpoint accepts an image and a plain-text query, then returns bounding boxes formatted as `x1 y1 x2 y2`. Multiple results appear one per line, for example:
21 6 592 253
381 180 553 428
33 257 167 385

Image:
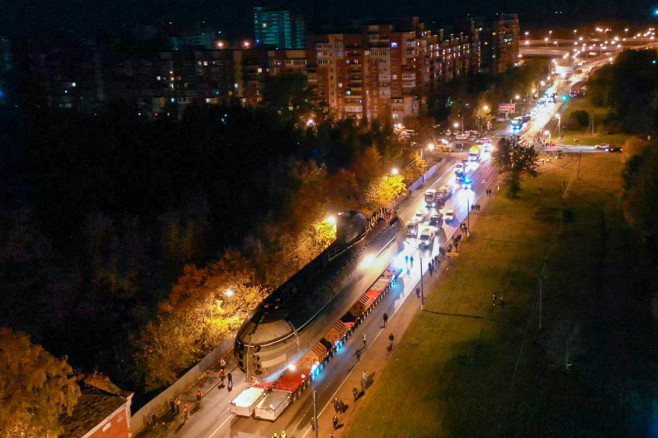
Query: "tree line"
1 79 424 410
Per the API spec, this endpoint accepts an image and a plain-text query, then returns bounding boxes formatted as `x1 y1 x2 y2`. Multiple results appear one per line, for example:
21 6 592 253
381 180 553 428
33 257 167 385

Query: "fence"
131 337 233 434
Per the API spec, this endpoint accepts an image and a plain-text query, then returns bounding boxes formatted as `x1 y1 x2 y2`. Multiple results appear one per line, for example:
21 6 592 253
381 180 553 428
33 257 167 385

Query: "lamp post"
555 113 561 137
544 129 551 144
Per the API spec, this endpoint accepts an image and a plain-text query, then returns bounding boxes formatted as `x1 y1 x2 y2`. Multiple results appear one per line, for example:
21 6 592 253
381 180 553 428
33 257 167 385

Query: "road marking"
207 408 234 438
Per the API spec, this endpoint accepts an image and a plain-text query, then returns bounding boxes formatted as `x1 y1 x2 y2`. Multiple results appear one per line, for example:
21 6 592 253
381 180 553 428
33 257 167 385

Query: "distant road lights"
216 40 226 49
242 40 251 48
579 36 583 41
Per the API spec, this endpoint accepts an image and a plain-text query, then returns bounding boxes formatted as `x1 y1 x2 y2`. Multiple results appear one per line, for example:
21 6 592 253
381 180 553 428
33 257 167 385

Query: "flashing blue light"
654 8 658 15
170 97 175 103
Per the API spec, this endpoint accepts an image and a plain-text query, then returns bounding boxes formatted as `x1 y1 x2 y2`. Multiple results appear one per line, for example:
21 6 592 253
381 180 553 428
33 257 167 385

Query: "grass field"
344 153 658 437
558 97 630 146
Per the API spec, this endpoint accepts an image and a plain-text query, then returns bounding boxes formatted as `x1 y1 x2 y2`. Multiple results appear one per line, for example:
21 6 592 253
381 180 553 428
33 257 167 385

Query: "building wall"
83 403 132 438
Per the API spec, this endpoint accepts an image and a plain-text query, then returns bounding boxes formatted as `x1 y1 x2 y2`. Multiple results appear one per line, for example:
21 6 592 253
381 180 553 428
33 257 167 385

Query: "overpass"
520 47 571 57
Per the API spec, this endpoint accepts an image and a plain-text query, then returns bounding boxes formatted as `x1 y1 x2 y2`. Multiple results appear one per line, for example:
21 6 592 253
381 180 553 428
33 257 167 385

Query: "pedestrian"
333 415 339 430
500 296 505 307
352 387 359 402
410 255 414 266
169 397 175 414
492 293 497 306
175 397 181 414
429 264 433 276
196 387 202 402
356 348 361 363
333 398 340 414
161 421 168 436
416 287 421 299
464 225 468 236
272 433 278 438
281 430 287 438
338 399 346 413
183 404 189 422
219 357 226 370
219 368 226 387
362 332 367 348
389 333 395 349
228 371 233 386
404 255 409 265
311 417 316 431
149 412 156 428
383 312 388 327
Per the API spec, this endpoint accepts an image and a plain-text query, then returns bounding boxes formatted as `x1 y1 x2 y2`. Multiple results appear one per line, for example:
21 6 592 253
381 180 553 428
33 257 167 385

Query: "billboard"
498 103 516 113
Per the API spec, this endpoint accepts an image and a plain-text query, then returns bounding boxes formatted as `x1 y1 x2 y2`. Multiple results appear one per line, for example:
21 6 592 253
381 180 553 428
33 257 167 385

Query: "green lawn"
558 97 630 146
344 154 657 437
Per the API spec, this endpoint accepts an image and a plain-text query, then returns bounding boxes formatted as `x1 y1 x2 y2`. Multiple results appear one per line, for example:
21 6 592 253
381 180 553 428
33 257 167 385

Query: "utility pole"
419 252 425 310
467 196 471 232
313 388 319 438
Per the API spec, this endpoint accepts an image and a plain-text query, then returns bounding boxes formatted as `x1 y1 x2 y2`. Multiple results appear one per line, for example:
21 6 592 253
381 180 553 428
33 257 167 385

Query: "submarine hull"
235 213 403 381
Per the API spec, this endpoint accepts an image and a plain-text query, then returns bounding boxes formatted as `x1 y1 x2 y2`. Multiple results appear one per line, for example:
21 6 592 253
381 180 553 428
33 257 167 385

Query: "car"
406 221 418 238
454 142 465 151
443 209 456 222
455 133 469 140
606 146 623 153
596 143 610 150
413 211 425 223
429 213 443 227
418 227 436 248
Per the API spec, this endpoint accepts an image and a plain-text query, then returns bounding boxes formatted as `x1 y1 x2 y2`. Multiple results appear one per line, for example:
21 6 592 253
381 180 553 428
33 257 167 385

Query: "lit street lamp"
555 113 561 137
391 167 399 176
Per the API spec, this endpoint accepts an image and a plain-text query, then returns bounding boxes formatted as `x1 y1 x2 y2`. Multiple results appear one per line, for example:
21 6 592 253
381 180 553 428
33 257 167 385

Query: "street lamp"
391 167 399 176
555 113 561 137
225 288 235 297
544 129 551 144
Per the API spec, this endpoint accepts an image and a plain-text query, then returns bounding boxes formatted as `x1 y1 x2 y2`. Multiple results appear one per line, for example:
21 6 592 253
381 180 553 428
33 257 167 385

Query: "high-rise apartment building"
254 6 306 49
462 14 519 74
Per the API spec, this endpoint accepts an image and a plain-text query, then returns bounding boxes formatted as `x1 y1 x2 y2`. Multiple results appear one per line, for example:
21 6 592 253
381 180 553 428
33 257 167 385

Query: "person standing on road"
219 368 226 387
333 398 340 414
355 348 361 363
333 415 339 430
161 422 168 436
183 404 189 422
383 313 389 326
416 287 421 299
169 397 175 414
175 397 180 414
196 387 202 402
352 387 359 402
362 332 367 348
220 357 227 370
389 333 395 349
492 293 497 306
227 372 233 391
500 296 505 307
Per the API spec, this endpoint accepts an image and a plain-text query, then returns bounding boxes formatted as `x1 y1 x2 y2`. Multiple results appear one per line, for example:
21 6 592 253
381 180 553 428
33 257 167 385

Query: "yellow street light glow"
427 143 435 151
391 167 399 175
483 104 490 111
515 94 520 100
453 122 459 128
225 289 235 297
326 215 336 225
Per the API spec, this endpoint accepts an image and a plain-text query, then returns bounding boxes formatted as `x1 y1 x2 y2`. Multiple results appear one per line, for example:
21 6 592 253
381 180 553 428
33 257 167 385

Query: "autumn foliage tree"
493 136 540 197
0 328 80 437
133 252 268 390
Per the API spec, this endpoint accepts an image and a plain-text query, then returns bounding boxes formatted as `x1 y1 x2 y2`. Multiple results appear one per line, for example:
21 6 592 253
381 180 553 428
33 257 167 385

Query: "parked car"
596 143 610 150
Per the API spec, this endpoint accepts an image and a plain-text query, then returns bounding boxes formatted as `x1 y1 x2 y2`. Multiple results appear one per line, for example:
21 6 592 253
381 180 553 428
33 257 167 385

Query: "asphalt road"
160 51 612 438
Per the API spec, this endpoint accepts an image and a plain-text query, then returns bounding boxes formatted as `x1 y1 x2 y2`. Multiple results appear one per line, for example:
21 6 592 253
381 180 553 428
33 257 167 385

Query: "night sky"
3 0 655 37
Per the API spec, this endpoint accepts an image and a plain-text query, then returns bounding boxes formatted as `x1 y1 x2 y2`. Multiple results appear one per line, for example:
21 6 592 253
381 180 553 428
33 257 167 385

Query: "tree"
0 328 80 437
262 72 315 124
363 174 406 212
472 97 493 132
492 136 539 197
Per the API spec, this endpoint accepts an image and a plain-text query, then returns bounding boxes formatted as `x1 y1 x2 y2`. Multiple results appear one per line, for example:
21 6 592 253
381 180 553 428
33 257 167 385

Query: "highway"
148 48 619 438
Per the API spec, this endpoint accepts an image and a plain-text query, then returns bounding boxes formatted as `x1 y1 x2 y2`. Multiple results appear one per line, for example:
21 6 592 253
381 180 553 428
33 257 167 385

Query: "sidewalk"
136 358 245 438
313 177 498 438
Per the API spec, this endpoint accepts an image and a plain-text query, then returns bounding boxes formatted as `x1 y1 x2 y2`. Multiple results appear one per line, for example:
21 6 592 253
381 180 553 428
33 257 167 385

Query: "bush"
568 110 589 128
